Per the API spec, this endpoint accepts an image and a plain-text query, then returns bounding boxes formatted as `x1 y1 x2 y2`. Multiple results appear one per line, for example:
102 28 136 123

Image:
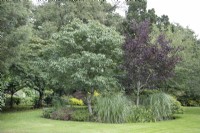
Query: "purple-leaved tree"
123 20 181 106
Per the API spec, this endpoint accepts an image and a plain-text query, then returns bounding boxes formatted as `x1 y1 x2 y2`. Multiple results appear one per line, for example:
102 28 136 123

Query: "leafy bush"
50 107 73 120
178 93 200 106
188 100 200 106
71 109 90 121
33 96 40 108
52 96 67 109
44 90 53 106
20 97 34 106
5 96 21 106
171 97 184 114
43 108 55 118
143 92 173 121
94 93 131 123
69 97 84 106
93 90 100 97
44 95 53 106
43 107 89 121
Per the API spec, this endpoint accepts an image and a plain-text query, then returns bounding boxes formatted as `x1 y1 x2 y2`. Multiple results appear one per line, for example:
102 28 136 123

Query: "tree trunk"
10 92 14 108
87 88 94 115
136 81 141 106
87 95 93 115
37 91 44 108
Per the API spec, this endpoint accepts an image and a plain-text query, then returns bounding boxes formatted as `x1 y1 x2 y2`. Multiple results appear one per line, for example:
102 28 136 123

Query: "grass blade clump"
143 92 173 121
94 93 131 123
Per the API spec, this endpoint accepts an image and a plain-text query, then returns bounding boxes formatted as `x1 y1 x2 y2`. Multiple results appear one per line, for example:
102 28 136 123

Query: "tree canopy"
45 19 124 114
0 0 200 111
123 20 180 105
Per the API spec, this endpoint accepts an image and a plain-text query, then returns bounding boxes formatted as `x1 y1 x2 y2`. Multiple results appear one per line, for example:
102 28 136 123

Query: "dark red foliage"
123 20 181 89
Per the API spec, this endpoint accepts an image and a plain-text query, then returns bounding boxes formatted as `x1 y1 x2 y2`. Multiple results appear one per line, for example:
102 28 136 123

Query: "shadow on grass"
2 105 35 113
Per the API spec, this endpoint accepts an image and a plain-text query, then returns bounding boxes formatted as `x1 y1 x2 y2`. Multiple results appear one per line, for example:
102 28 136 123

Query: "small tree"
48 19 124 114
123 20 180 106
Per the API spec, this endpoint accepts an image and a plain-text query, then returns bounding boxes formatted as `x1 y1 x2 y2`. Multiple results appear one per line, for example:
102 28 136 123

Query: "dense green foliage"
43 107 90 122
46 19 123 114
0 1 31 72
0 0 200 126
71 109 90 121
150 24 200 105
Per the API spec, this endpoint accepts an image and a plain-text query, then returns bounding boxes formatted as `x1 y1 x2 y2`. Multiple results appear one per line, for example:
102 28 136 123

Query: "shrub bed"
43 92 183 123
43 107 89 121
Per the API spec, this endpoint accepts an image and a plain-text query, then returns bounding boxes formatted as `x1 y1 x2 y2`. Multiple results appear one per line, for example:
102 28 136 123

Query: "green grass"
0 107 200 133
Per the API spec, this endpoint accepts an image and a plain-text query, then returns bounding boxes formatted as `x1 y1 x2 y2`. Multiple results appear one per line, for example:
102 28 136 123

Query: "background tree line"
0 0 200 111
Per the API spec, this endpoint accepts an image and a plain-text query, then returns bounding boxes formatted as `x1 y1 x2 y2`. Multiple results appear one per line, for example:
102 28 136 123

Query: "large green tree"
123 0 170 35
126 0 157 23
46 19 124 114
0 1 31 72
33 0 123 37
4 64 27 108
0 1 31 109
18 34 51 108
28 1 124 99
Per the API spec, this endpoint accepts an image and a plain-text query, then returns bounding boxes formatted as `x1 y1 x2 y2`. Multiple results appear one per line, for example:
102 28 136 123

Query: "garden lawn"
0 107 200 133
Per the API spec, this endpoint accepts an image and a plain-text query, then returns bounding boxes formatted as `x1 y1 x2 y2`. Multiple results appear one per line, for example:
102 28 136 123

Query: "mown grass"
0 107 200 133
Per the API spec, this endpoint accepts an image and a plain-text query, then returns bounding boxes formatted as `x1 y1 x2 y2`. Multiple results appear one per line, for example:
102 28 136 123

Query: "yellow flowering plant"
69 98 84 106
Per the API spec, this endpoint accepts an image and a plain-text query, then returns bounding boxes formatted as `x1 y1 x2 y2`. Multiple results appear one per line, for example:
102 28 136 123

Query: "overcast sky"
148 0 200 38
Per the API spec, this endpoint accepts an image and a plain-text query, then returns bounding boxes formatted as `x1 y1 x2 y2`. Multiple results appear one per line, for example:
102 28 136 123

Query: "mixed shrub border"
42 92 183 123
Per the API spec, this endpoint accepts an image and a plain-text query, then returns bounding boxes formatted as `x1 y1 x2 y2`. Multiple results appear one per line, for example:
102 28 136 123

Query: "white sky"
147 0 200 38
110 0 200 38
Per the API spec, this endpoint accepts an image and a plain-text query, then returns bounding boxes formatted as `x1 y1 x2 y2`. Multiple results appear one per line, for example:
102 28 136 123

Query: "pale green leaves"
49 19 124 91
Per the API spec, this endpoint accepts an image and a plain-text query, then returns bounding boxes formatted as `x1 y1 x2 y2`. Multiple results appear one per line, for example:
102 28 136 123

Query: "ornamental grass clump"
143 92 173 121
94 93 132 123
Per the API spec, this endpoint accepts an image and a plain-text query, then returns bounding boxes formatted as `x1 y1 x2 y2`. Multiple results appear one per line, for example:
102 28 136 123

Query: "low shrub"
69 98 84 106
50 107 73 121
71 109 90 121
5 96 21 106
188 100 200 106
43 108 55 118
52 96 67 109
33 96 47 108
20 97 34 106
177 91 200 107
93 90 100 97
44 95 53 106
171 97 184 114
94 93 132 123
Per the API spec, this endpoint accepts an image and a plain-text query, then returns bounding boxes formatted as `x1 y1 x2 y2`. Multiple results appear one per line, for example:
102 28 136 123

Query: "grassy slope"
0 107 200 133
